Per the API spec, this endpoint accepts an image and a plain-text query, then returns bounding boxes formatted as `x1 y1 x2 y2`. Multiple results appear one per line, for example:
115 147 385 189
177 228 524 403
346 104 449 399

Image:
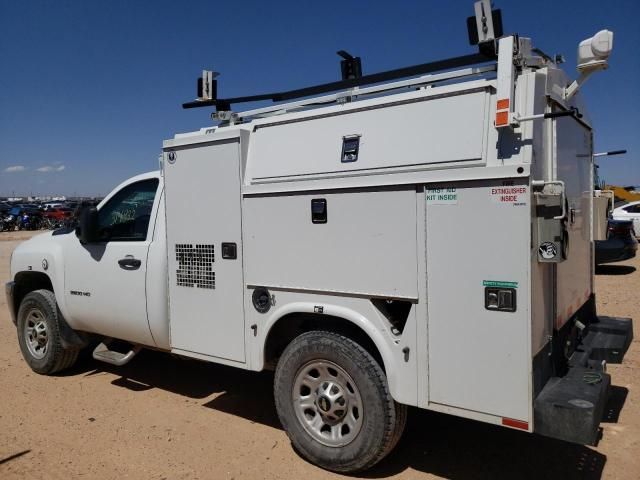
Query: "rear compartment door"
425 179 530 421
554 116 593 328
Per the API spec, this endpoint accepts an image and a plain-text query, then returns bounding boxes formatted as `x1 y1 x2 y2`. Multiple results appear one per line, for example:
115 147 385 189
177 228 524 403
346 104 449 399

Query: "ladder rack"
184 52 496 112
234 64 497 121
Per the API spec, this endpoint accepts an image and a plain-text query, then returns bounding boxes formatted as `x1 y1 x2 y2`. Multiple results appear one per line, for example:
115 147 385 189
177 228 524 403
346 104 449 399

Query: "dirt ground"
0 230 638 480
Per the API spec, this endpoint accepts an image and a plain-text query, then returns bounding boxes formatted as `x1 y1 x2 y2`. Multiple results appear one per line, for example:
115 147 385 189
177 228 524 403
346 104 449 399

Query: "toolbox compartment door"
425 179 530 421
554 116 593 329
247 88 490 182
163 139 246 363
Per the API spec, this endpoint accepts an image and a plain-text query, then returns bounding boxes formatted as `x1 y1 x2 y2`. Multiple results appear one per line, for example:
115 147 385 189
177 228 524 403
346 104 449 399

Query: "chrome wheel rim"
292 360 364 447
24 309 49 359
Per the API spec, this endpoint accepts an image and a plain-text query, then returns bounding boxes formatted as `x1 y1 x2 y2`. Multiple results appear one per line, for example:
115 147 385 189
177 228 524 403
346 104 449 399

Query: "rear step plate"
535 315 632 445
584 316 633 364
534 366 610 445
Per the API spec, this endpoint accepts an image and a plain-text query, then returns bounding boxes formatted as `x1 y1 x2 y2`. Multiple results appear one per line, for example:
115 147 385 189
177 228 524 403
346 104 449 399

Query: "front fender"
10 231 72 322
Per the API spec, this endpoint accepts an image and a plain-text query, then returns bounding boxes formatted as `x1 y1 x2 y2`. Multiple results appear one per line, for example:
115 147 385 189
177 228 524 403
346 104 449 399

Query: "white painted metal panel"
426 179 530 421
525 71 555 357
243 189 418 299
146 190 170 349
164 140 246 363
63 174 161 346
247 90 488 181
555 117 593 328
244 291 419 405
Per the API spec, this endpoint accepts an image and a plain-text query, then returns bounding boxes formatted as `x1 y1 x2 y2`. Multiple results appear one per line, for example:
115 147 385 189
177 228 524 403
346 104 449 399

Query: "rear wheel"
16 289 79 375
274 330 406 473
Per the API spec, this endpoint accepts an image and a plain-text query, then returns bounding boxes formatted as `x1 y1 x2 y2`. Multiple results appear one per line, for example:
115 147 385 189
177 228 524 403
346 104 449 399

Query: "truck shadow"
0 449 31 466
70 349 281 429
595 265 636 275
367 409 607 480
69 349 610 480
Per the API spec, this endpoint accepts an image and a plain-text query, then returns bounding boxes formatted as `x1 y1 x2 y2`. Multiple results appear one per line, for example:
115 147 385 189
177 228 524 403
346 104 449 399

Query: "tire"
16 289 79 375
274 330 407 473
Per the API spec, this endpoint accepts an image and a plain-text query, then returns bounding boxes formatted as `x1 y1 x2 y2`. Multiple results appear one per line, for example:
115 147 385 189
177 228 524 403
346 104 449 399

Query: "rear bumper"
5 281 17 325
534 315 633 445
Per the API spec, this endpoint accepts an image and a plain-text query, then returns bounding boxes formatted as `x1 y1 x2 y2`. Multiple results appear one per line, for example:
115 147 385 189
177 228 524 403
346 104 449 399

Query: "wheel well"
264 313 385 372
13 271 54 314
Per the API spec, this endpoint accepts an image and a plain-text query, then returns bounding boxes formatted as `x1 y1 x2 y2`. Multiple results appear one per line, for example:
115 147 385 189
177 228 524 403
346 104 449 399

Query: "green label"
483 280 518 289
426 187 458 205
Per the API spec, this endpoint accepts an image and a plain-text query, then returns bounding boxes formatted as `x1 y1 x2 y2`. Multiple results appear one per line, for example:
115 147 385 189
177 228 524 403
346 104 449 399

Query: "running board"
92 341 142 366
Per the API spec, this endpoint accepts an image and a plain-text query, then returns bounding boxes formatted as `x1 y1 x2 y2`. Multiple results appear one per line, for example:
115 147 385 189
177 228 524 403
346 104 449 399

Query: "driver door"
64 177 160 346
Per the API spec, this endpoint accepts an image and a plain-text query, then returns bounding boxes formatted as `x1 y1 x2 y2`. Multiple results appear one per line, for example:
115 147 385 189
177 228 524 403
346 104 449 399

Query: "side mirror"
75 207 100 244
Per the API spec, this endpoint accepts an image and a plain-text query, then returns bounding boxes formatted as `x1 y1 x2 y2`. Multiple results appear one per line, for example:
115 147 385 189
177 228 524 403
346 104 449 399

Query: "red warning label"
490 184 528 206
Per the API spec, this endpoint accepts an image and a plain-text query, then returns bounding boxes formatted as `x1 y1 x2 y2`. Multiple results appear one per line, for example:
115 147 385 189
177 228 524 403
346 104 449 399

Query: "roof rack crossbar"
236 64 497 120
183 52 495 111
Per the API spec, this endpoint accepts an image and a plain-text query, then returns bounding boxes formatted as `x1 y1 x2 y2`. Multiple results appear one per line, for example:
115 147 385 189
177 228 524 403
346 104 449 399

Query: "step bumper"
534 316 633 445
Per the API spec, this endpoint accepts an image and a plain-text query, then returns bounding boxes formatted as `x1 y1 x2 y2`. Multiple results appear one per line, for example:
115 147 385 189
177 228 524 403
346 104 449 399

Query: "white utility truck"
6 2 633 472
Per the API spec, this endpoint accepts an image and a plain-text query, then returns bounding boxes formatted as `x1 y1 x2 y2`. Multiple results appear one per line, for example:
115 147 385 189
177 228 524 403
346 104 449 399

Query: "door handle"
118 256 142 270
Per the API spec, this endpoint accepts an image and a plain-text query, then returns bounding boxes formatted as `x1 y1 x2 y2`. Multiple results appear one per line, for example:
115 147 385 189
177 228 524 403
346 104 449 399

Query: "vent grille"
175 244 215 289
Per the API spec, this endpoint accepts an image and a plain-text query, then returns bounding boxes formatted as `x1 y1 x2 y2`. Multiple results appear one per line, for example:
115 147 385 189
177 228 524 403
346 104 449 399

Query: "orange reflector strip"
497 98 510 110
496 111 509 126
502 417 529 430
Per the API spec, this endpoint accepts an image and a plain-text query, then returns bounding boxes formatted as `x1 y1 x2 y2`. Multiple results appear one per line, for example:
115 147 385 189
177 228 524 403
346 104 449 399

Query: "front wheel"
16 289 79 375
274 330 406 473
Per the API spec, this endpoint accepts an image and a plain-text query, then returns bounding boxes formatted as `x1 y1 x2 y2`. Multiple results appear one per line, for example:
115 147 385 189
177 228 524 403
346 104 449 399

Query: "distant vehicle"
612 201 640 236
2 207 23 231
44 207 73 221
17 209 43 231
595 219 638 265
606 185 640 204
43 203 64 210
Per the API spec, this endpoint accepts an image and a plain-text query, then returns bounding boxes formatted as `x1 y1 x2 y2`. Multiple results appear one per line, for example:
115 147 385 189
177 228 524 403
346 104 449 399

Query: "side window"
98 178 159 241
624 205 640 213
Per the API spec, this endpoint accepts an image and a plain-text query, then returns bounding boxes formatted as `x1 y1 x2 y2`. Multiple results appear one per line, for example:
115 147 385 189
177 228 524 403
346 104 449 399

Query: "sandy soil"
0 230 638 479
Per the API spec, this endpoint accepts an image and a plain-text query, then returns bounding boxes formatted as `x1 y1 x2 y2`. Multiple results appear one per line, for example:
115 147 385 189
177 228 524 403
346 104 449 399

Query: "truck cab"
8 171 169 352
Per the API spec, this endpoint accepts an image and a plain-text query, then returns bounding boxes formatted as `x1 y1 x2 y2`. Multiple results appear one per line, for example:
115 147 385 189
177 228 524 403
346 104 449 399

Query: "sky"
1 0 639 197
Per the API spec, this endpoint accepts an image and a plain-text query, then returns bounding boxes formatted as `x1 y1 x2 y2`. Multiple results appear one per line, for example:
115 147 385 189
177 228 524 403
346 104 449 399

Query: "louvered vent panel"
175 244 215 289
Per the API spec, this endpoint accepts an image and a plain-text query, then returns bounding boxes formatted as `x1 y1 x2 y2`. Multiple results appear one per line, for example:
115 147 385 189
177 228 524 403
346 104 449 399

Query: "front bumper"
5 281 17 325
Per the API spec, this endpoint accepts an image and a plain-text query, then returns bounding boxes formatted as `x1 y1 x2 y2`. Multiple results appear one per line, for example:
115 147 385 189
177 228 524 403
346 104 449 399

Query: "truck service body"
5 2 633 472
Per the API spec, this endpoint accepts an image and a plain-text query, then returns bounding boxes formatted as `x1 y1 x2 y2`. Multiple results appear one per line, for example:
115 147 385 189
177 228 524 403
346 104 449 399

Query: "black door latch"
221 242 237 259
